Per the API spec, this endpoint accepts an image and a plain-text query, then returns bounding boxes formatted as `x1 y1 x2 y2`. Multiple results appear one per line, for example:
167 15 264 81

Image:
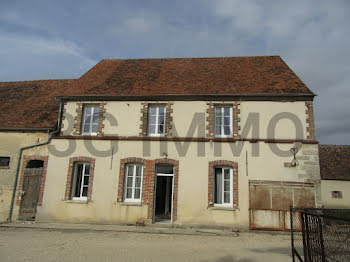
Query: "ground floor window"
0 156 10 167
71 163 91 200
124 164 143 202
214 167 233 206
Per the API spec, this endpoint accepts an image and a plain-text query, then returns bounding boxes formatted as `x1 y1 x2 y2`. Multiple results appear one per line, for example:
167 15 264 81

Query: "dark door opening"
155 176 173 223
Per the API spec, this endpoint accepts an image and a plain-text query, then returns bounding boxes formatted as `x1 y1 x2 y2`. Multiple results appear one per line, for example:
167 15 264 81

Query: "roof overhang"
56 93 316 102
0 127 53 132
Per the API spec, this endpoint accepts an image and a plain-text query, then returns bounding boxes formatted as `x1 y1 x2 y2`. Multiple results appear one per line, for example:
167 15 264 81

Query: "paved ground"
0 223 291 261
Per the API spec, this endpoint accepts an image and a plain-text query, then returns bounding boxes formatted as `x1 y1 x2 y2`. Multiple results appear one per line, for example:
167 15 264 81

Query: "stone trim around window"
117 157 146 203
73 102 106 136
206 102 241 138
64 156 96 202
233 102 241 139
208 160 238 208
165 102 174 137
139 102 174 137
206 102 214 138
60 102 67 135
305 101 315 140
16 155 49 206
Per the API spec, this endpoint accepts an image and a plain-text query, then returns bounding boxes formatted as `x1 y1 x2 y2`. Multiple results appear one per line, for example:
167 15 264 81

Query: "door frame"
16 156 49 219
151 159 179 224
154 173 174 224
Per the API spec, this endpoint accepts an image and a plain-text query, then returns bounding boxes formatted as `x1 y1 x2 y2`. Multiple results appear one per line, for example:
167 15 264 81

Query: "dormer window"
148 105 165 136
82 105 100 135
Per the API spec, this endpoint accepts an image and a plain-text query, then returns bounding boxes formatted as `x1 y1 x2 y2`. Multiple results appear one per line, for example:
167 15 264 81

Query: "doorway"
18 160 44 221
154 164 173 223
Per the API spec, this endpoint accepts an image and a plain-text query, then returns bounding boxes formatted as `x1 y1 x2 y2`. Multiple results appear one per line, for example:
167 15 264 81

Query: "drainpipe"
7 100 64 222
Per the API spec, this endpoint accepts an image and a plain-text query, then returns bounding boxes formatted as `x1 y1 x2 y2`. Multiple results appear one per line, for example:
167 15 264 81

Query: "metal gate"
291 207 350 262
300 212 325 261
18 167 43 220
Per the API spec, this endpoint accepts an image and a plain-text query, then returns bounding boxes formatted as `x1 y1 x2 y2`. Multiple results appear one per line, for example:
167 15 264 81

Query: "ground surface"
0 227 291 262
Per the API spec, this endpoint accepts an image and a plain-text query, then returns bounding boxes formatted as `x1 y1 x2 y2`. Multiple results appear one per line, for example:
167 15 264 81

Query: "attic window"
0 157 10 168
332 191 343 199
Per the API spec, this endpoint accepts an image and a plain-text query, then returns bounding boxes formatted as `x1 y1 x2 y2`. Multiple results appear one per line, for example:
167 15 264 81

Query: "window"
0 157 10 168
332 191 343 199
71 163 91 200
124 164 143 202
214 167 233 206
82 105 99 135
148 105 165 136
214 106 232 137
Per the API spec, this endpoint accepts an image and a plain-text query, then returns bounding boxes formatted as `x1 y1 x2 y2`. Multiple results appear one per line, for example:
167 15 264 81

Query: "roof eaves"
0 127 54 132
56 93 316 102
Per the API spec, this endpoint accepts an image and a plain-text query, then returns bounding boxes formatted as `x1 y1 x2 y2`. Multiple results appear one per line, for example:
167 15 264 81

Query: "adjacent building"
319 145 350 208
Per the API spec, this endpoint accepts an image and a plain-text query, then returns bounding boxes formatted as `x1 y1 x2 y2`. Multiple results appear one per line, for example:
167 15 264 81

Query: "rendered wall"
0 132 49 222
36 138 320 228
61 101 310 140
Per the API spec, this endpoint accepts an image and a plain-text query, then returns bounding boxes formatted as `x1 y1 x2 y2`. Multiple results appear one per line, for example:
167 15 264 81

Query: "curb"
0 224 239 237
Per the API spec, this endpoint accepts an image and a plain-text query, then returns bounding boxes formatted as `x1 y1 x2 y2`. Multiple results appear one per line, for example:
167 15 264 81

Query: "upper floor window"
124 164 143 202
71 162 91 200
148 105 165 136
0 157 10 168
214 106 232 137
82 105 99 135
214 167 233 206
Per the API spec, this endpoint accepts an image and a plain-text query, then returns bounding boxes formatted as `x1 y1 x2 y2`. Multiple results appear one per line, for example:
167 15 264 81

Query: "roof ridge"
101 55 281 61
0 78 76 84
319 144 350 147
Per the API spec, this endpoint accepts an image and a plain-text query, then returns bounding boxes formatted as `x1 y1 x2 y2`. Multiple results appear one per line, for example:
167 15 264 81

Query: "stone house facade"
0 56 321 230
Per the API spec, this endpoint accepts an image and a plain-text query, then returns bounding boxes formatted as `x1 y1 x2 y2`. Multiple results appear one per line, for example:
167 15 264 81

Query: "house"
319 145 350 208
0 79 74 222
0 56 321 230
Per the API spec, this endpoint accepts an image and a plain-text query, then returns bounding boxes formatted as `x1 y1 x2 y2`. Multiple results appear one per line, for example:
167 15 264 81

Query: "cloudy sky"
0 0 349 145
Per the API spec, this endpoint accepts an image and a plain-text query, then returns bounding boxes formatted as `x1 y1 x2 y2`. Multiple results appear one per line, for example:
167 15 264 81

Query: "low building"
1 56 321 230
319 145 350 208
0 80 75 222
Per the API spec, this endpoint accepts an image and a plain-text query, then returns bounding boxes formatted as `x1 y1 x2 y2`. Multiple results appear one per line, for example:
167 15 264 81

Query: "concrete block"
302 150 318 156
304 161 318 165
297 156 311 160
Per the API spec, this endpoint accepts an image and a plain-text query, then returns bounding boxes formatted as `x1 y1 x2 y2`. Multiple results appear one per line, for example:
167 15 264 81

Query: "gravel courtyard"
0 227 291 261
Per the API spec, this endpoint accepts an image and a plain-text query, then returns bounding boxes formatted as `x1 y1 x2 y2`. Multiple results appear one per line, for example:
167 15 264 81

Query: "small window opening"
26 160 44 168
0 157 10 167
332 191 343 199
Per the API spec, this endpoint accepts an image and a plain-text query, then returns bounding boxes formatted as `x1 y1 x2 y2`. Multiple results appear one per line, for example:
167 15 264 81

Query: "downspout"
7 100 64 222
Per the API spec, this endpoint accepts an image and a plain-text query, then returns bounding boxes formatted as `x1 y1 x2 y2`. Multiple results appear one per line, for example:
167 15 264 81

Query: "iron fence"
291 207 350 262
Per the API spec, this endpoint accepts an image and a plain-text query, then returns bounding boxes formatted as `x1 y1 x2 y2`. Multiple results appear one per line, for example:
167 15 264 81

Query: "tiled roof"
0 56 314 129
0 79 75 128
319 145 350 180
70 56 314 96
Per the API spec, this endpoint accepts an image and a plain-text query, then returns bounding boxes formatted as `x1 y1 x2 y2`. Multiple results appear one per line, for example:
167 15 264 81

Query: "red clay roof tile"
71 56 314 96
319 145 350 180
0 56 314 129
0 79 75 128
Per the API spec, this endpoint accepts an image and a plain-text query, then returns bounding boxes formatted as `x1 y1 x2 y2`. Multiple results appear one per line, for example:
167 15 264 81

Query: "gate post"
318 215 326 262
290 206 296 262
